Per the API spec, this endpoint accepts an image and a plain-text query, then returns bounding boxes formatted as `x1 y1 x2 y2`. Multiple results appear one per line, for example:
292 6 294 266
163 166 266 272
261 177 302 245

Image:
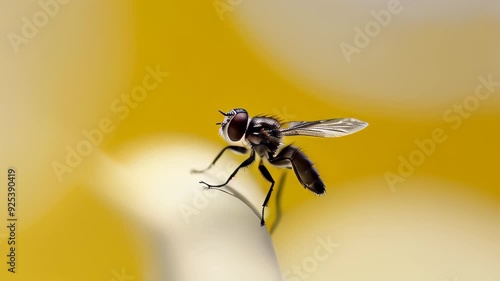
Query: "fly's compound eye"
227 110 249 141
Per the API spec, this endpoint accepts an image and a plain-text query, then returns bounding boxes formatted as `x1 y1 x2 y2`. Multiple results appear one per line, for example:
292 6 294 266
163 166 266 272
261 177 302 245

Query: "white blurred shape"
233 0 500 117
87 135 282 281
273 177 500 281
0 0 135 224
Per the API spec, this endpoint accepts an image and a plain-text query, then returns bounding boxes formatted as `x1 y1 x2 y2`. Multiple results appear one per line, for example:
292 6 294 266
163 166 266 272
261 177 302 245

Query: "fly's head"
217 108 251 147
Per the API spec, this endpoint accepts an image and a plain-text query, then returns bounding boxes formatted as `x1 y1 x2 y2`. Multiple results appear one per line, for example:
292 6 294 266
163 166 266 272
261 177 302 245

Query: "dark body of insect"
192 108 368 226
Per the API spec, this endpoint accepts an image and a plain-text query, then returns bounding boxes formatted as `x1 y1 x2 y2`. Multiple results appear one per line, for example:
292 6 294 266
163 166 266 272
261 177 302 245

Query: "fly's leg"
191 146 248 173
199 150 255 188
258 160 275 226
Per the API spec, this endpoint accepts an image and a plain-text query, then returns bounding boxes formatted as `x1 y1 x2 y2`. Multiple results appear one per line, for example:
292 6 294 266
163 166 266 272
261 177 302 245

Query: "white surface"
87 135 282 281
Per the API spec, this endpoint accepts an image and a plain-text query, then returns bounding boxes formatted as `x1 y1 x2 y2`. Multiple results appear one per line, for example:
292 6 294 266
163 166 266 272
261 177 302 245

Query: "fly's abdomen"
291 149 326 194
270 145 326 194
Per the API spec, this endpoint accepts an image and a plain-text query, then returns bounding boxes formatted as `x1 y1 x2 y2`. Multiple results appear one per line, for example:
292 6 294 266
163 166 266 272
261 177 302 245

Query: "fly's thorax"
246 116 284 154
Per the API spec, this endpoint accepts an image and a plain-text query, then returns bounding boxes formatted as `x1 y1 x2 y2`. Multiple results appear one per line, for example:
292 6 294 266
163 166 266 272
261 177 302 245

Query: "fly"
192 108 368 226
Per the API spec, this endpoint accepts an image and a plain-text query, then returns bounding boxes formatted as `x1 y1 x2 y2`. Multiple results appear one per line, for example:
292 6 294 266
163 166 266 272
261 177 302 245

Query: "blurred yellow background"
1 0 499 280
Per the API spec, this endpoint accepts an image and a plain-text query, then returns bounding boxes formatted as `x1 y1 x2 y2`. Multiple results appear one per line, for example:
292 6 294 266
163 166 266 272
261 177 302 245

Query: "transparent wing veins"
280 118 368 138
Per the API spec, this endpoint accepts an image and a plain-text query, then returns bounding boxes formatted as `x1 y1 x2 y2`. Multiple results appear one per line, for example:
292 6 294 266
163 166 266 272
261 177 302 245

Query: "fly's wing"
280 118 368 137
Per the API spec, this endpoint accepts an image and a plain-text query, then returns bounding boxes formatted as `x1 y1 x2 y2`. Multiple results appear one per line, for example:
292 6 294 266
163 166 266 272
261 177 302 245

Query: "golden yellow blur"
1 0 499 280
